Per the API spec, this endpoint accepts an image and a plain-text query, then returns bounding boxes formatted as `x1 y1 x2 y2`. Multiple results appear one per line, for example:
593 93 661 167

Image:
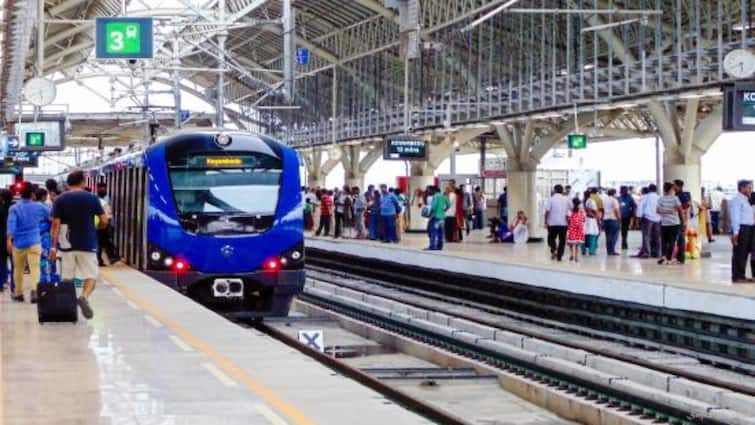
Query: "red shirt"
320 195 333 215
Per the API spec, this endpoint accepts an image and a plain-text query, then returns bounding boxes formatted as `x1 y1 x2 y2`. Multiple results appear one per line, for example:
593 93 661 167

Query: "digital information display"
96 17 154 59
16 120 65 151
187 156 258 168
723 83 755 131
383 135 427 161
5 151 39 168
567 133 587 149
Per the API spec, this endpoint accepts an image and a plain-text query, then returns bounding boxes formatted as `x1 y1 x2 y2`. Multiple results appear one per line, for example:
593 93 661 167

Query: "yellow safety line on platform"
101 269 315 425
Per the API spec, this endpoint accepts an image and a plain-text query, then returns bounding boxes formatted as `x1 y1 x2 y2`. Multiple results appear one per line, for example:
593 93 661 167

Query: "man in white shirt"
709 186 725 235
729 180 753 283
544 184 571 261
639 184 661 258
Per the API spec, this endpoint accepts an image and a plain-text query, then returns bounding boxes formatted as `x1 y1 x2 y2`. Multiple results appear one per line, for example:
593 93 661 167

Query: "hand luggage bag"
37 259 78 323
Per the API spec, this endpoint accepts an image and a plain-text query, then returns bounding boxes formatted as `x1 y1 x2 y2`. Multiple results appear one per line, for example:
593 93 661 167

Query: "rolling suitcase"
37 259 78 324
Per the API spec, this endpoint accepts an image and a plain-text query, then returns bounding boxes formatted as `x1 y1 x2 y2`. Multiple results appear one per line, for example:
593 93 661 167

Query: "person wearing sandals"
657 182 683 265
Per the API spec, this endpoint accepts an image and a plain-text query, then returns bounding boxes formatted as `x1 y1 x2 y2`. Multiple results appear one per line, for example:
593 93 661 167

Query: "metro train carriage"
83 131 305 319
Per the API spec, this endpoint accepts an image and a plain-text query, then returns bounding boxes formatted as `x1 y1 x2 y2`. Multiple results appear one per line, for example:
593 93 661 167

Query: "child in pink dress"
567 198 586 262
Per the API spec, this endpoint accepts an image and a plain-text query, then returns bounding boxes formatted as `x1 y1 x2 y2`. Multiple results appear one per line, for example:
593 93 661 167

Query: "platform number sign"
296 48 310 65
567 133 587 150
297 330 324 352
96 18 154 59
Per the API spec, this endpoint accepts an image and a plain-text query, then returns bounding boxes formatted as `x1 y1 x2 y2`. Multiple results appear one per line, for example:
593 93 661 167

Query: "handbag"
421 205 431 218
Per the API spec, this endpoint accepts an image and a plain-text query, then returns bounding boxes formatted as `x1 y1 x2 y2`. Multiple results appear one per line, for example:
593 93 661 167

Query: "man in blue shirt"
7 183 50 303
619 186 635 250
379 184 400 243
50 170 107 319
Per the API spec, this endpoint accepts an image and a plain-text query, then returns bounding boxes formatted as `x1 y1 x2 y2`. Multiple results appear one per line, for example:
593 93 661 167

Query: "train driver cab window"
168 154 282 234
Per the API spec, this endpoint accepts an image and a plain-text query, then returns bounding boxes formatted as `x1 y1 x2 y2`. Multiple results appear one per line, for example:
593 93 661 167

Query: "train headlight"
290 250 302 261
164 257 174 267
215 132 232 146
150 251 161 261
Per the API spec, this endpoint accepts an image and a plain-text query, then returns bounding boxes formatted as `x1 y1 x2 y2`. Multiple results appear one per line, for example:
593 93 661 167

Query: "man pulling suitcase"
50 171 108 320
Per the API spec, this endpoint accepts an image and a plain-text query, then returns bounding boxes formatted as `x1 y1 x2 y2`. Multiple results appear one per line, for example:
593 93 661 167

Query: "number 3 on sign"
109 31 124 51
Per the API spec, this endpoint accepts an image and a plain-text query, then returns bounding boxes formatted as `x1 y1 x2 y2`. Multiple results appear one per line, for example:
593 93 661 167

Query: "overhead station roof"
0 0 740 149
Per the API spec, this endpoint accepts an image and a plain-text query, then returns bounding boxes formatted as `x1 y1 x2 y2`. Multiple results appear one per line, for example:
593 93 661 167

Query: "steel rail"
255 322 468 425
306 268 755 397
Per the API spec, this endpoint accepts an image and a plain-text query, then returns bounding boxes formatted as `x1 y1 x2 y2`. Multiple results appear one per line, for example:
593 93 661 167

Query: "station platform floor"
1 266 431 425
306 229 755 321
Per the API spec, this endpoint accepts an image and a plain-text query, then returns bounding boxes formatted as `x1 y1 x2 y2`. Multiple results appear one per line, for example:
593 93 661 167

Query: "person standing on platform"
545 184 570 261
673 180 691 264
473 186 485 230
394 188 407 241
460 185 473 236
96 187 121 266
603 189 621 255
341 185 354 238
619 186 635 250
426 186 450 251
444 183 457 243
729 179 753 283
638 184 661 258
710 186 725 235
379 184 399 243
657 182 683 265
0 190 13 293
353 187 366 239
333 188 345 239
7 183 50 303
497 186 508 226
583 191 600 256
634 187 648 256
368 190 382 240
567 198 586 262
315 190 333 237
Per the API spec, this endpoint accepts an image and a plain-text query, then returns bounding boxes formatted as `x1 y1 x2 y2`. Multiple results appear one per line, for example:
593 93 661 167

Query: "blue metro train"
81 130 304 319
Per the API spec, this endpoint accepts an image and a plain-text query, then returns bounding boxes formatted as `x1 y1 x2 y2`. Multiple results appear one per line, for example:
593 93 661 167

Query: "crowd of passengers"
0 171 121 319
304 178 753 282
302 181 490 246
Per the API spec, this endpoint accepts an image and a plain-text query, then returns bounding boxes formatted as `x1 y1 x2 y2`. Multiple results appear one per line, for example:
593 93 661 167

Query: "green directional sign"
25 132 44 148
567 133 587 150
96 18 154 59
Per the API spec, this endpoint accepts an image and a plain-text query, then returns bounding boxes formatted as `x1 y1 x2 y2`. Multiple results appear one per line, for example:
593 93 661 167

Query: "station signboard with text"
723 83 755 131
383 135 427 161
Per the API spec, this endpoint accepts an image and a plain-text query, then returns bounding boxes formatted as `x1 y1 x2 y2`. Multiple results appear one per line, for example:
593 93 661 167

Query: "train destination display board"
383 135 427 160
723 83 755 131
96 17 154 59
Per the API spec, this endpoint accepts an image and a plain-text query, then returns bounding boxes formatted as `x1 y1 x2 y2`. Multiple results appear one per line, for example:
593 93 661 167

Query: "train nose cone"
221 245 234 258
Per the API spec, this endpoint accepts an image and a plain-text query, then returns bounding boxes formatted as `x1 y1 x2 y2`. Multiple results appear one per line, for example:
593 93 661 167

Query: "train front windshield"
169 153 282 234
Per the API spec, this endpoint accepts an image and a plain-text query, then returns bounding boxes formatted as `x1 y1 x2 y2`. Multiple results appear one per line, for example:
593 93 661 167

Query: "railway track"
296 272 755 425
306 248 755 372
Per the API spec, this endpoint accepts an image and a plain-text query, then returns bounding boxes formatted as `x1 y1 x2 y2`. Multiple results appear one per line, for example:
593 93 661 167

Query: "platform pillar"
649 102 722 203
303 148 340 189
507 166 541 238
663 148 703 203
341 143 382 191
